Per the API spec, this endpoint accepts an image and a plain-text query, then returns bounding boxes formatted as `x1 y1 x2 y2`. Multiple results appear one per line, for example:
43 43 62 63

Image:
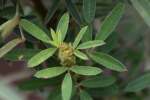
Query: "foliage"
0 0 150 100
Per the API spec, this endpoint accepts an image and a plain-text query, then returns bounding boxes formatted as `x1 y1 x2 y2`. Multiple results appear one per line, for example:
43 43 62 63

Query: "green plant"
0 0 150 100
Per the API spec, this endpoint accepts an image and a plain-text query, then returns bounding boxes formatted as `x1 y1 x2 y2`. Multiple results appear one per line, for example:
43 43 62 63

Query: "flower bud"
58 42 76 67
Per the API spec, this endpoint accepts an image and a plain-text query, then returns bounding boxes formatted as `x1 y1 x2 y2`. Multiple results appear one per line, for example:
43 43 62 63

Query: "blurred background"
0 0 150 100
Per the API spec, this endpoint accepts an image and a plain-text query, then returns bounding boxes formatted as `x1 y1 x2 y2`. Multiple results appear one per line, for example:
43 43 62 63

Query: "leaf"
62 73 72 100
130 0 150 27
0 6 16 19
100 32 118 53
87 84 119 97
28 48 57 68
83 0 96 23
0 15 20 39
89 52 127 72
50 28 58 46
45 0 61 24
81 75 116 88
74 50 88 60
125 72 150 92
4 48 40 61
57 30 62 45
18 77 62 90
77 40 105 49
65 0 82 25
20 19 51 43
80 90 93 100
70 66 102 76
0 38 23 58
56 13 69 42
50 28 57 42
47 88 62 100
73 26 88 48
96 3 125 41
34 67 68 79
82 24 92 42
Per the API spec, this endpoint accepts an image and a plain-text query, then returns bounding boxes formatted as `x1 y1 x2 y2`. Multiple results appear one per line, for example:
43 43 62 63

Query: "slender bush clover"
2 1 144 100
19 10 126 99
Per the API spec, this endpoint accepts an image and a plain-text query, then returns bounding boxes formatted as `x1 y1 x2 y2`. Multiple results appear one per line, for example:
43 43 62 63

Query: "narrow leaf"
28 48 57 68
131 0 150 27
0 38 23 58
56 13 69 42
70 66 102 76
20 19 51 43
87 84 119 97
82 24 92 42
47 88 62 100
125 72 150 92
19 77 62 91
4 48 40 61
74 50 88 60
65 0 82 25
62 73 72 100
50 28 58 47
57 30 62 45
77 40 105 49
89 52 127 72
80 90 93 100
0 15 19 39
34 67 68 79
73 26 88 48
96 3 125 40
81 75 116 88
45 0 61 24
83 0 96 23
50 28 57 41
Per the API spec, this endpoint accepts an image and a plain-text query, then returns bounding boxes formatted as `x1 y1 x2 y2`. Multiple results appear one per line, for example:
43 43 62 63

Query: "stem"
19 24 25 41
15 0 20 16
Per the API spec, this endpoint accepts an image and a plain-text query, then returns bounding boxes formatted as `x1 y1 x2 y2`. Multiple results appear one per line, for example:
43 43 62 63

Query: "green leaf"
73 26 88 48
56 13 69 42
50 28 57 42
89 52 127 72
20 19 51 43
0 15 20 39
28 48 57 68
0 7 16 19
62 73 72 100
77 40 105 49
50 28 58 47
47 88 62 100
4 48 40 61
0 38 23 58
125 72 150 92
45 0 61 24
83 0 96 23
96 3 125 40
57 30 62 45
100 32 118 53
80 90 93 100
74 50 88 60
18 77 62 91
34 67 68 79
82 24 92 42
65 0 82 25
70 66 102 76
87 84 119 97
81 75 116 88
131 0 150 27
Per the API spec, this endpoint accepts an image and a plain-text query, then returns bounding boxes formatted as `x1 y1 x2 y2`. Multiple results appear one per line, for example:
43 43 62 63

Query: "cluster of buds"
58 42 76 67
